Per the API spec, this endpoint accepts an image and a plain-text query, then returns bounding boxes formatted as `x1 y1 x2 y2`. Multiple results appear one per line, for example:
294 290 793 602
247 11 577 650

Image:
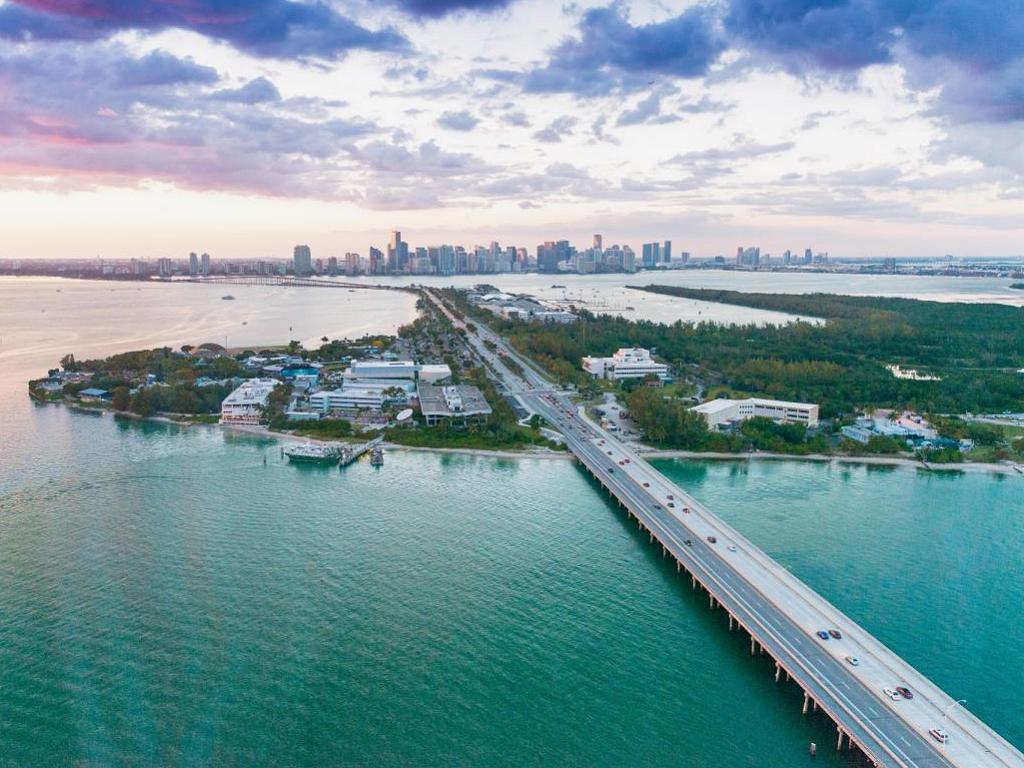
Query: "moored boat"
285 444 341 465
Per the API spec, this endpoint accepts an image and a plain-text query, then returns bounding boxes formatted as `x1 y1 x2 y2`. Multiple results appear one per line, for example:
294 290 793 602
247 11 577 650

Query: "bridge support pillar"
691 576 696 590
649 532 653 543
750 637 756 656
676 561 680 573
775 662 780 682
709 594 714 609
802 692 809 715
836 728 843 751
728 615 733 631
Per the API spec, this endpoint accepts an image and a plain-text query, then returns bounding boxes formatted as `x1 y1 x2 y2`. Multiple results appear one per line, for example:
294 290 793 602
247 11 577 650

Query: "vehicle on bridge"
930 727 949 743
883 688 901 701
707 536 717 544
845 655 860 666
896 686 914 700
829 629 842 639
816 630 830 640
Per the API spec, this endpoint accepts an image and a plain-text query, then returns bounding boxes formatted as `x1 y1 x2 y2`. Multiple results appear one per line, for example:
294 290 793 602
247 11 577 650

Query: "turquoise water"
1 277 1022 765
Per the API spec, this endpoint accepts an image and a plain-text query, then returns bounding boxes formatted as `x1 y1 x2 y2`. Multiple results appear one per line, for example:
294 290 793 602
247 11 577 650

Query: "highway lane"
424 289 1024 768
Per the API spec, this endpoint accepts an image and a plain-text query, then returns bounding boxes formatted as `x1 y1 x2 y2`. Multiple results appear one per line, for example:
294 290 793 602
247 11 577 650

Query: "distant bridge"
188 275 408 291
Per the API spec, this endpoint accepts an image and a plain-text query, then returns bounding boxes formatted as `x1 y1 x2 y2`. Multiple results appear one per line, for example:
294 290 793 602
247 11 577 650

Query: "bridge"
425 289 1024 768
188 275 408 291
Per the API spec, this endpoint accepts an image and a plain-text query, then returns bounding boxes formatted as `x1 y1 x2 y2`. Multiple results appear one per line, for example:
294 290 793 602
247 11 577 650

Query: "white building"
310 380 416 413
346 360 451 383
417 383 492 426
582 348 670 381
691 397 820 429
220 378 280 425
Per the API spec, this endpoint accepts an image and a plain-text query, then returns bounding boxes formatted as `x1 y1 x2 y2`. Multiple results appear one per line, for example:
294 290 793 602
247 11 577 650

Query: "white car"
845 655 860 666
929 728 949 744
883 687 901 701
727 544 738 552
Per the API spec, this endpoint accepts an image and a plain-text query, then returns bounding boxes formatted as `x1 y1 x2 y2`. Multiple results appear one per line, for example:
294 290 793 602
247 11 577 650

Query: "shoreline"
221 422 1020 475
51 403 1022 476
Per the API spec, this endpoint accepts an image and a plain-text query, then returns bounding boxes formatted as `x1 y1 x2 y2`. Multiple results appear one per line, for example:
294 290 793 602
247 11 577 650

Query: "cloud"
532 116 576 143
500 110 530 127
666 137 794 165
436 110 479 131
523 4 726 96
382 0 513 19
0 0 407 60
0 43 379 198
616 85 686 126
212 77 282 104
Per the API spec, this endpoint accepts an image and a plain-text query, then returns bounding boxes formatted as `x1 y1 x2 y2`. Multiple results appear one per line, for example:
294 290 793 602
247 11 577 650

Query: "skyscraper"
188 252 199 276
663 240 672 263
593 234 603 252
368 246 383 275
387 230 408 273
200 252 210 275
293 245 312 276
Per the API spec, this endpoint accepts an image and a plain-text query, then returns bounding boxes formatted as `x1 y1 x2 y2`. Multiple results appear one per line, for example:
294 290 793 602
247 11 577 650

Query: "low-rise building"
346 360 451 383
417 383 492 426
219 378 280 424
582 348 670 381
309 380 415 413
692 397 820 428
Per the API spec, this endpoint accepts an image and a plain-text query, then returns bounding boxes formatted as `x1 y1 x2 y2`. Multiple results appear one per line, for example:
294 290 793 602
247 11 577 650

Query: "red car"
895 686 914 700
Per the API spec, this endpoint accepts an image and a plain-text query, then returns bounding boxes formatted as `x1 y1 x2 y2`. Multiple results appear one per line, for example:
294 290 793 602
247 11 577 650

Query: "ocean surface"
1 276 1022 766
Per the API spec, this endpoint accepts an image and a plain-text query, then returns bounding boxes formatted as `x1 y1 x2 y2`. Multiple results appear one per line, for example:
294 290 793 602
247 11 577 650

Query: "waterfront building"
346 360 451 383
582 348 670 381
691 397 820 429
219 379 280 425
188 252 199 276
417 383 492 426
293 245 312 276
309 380 415 413
368 247 383 275
344 252 360 276
201 252 211 275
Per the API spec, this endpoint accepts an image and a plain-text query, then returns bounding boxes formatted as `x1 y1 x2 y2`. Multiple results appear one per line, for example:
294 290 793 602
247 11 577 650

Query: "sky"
1 0 1022 260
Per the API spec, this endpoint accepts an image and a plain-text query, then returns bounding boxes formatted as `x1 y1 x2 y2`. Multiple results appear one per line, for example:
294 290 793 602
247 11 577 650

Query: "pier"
339 436 384 468
425 289 1024 768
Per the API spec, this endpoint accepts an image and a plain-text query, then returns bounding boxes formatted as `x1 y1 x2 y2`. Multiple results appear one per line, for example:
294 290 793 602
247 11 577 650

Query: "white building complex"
345 360 451 383
692 397 820 429
219 379 280 425
417 383 492 426
309 380 416 413
582 348 670 381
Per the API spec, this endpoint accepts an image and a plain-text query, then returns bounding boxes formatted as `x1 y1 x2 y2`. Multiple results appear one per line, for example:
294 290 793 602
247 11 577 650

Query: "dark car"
684 539 693 547
829 629 842 640
895 686 914 700
667 494 674 500
707 536 717 544
816 630 830 640
643 482 650 487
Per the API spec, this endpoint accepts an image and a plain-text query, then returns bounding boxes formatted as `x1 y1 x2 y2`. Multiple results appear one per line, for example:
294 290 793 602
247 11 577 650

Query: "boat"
222 295 235 300
370 446 384 466
284 444 341 465
551 284 566 289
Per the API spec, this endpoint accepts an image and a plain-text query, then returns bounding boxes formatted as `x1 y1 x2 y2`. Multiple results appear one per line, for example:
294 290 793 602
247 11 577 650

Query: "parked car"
844 655 860 666
896 686 913 700
929 728 949 744
829 629 842 639
883 688 900 701
816 630 830 640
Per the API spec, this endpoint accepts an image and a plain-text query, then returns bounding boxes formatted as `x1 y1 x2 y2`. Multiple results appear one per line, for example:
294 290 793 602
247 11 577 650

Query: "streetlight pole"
944 699 967 720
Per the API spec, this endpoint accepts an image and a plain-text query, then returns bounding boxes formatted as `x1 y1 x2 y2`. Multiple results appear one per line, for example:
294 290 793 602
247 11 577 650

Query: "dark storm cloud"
381 0 513 19
0 0 407 59
523 4 726 96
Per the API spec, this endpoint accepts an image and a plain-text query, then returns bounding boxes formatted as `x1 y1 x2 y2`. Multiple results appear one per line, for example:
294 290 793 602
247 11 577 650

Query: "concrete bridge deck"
424 288 1024 768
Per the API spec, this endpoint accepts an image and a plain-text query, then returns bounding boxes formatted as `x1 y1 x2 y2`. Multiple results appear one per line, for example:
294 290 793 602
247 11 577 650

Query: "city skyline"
1 1 1022 260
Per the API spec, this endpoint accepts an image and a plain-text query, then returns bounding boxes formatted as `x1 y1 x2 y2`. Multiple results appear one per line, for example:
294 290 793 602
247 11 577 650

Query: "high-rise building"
345 252 360 276
386 230 409 273
663 240 672 263
327 256 338 276
188 252 199 276
368 246 383 275
804 248 813 264
201 252 211 275
642 242 661 268
593 234 603 252
293 245 312 275
157 257 173 277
